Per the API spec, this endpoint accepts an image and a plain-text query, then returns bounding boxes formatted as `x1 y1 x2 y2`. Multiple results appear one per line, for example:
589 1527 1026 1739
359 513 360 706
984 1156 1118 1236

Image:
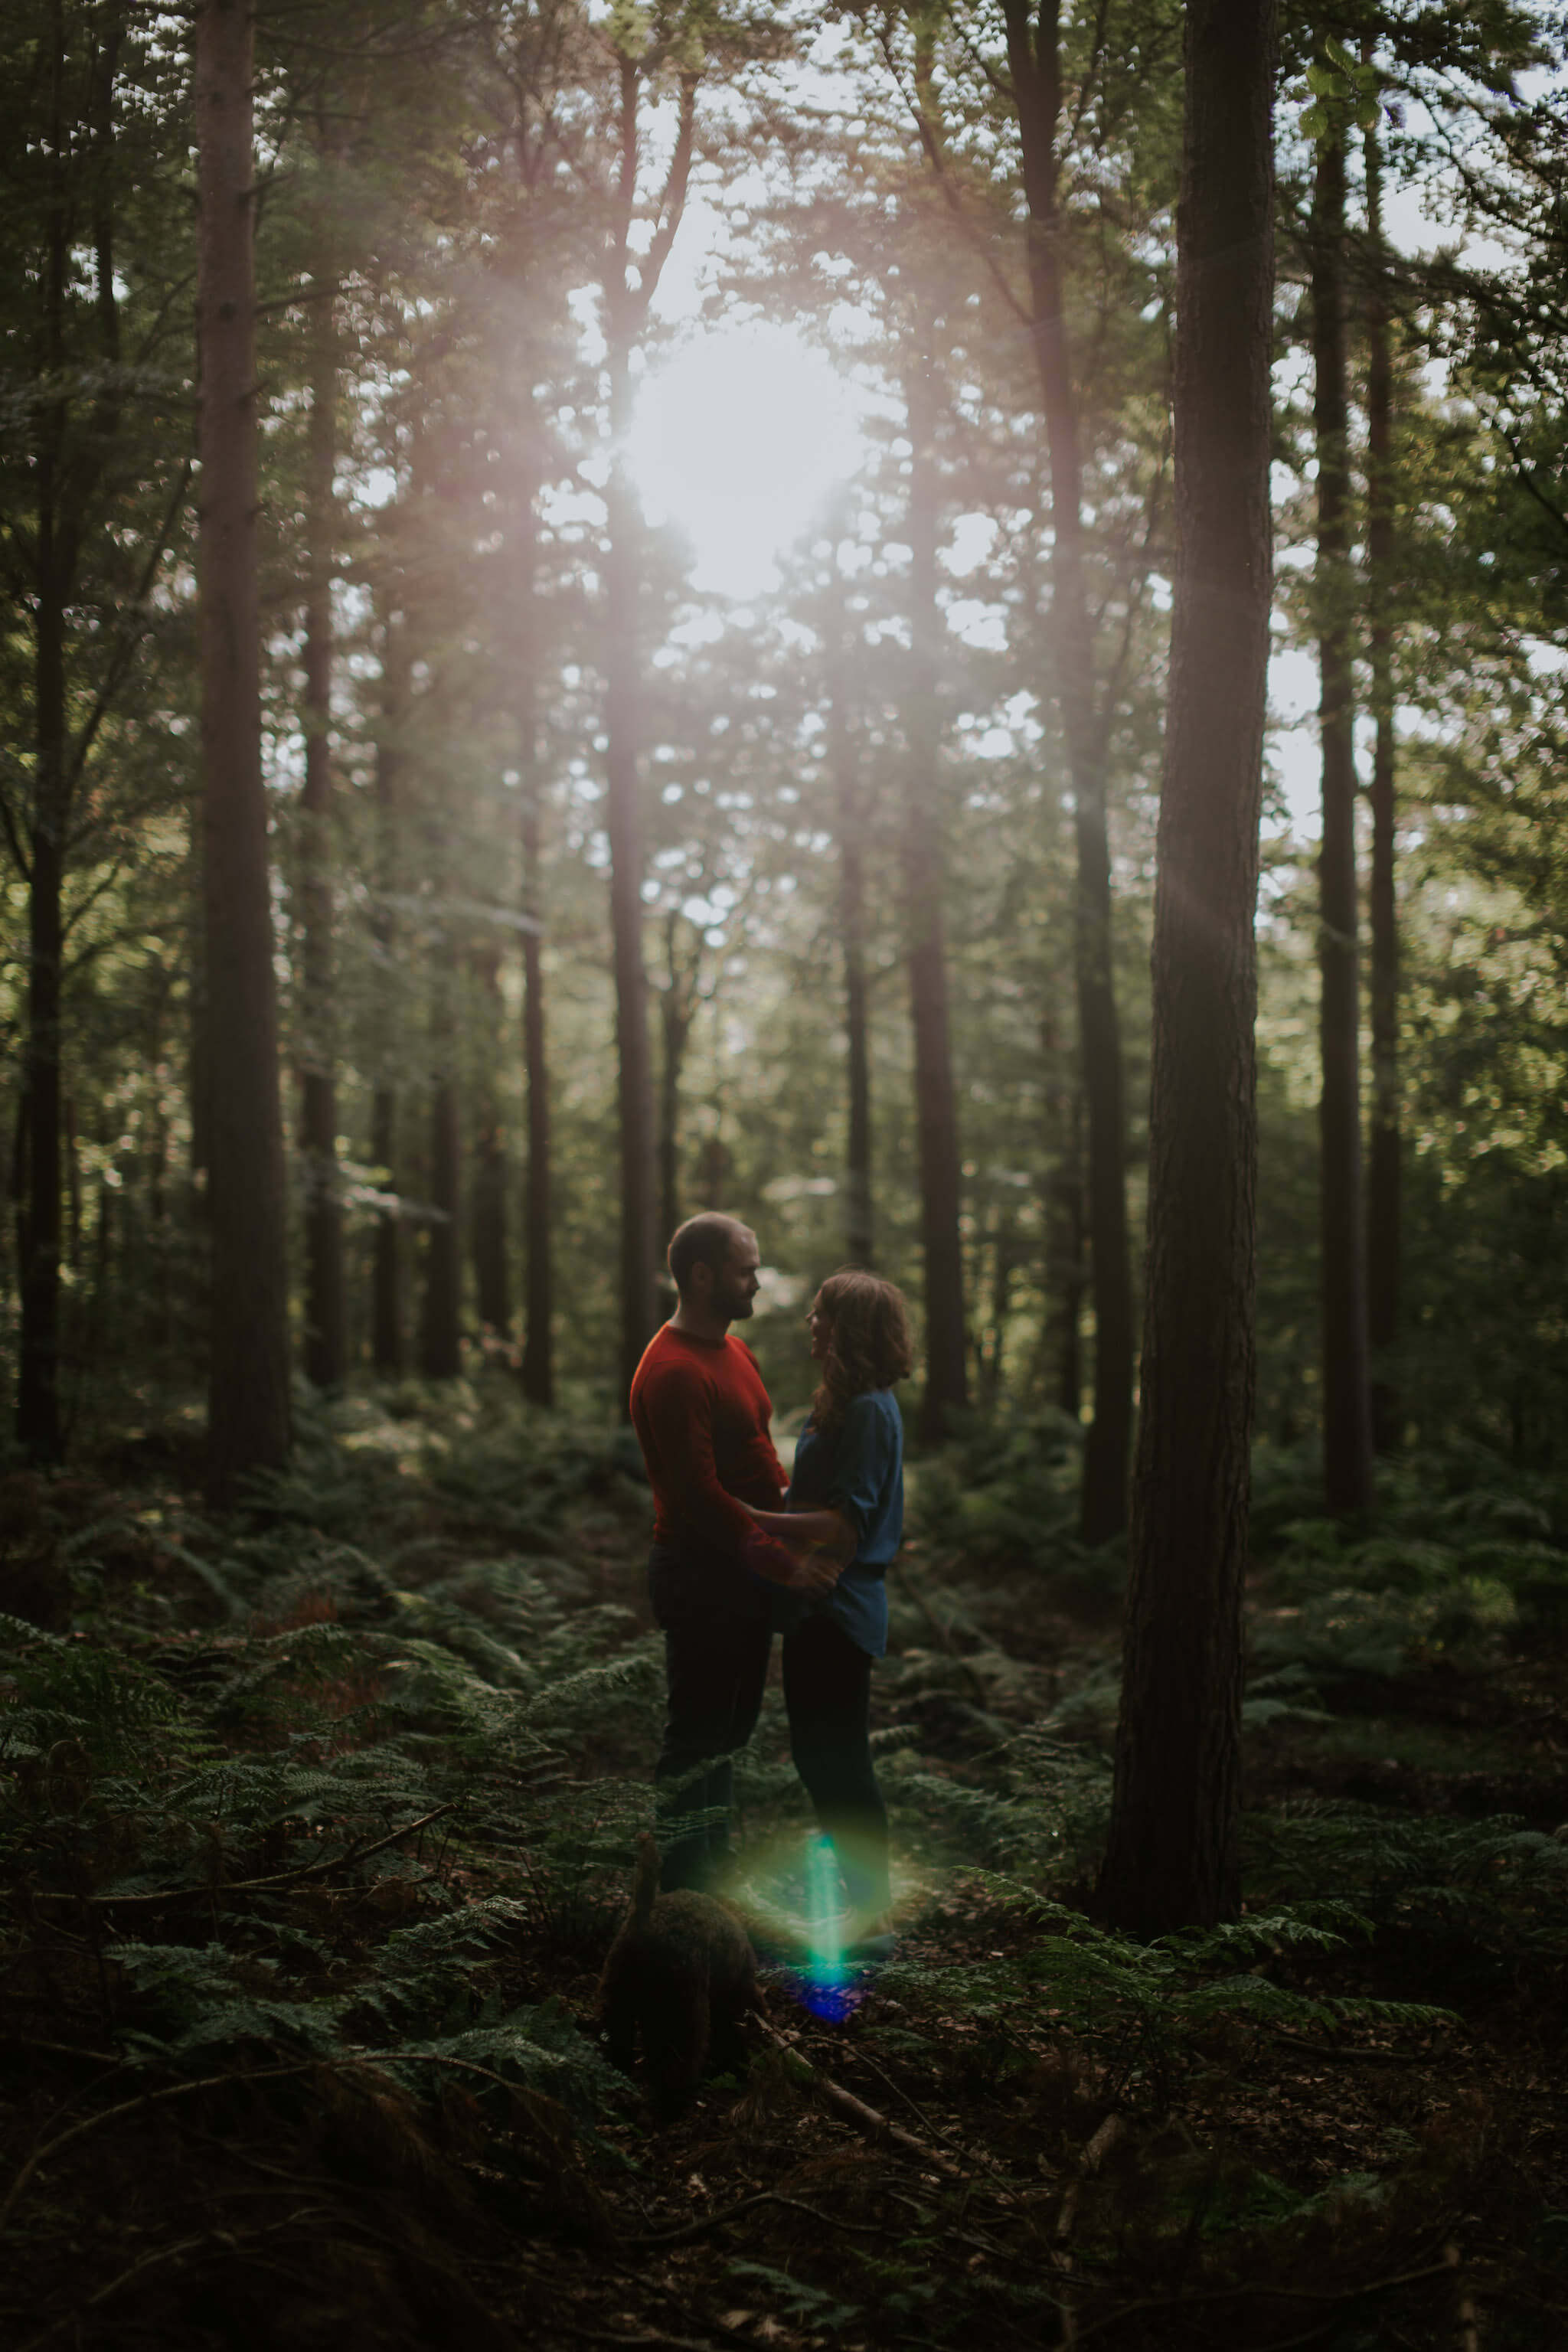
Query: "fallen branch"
1066 2254 1460 2347
1057 2114 1125 2346
0 2040 546 2239
24 1805 456 1906
753 2018 960 2175
626 2189 887 2249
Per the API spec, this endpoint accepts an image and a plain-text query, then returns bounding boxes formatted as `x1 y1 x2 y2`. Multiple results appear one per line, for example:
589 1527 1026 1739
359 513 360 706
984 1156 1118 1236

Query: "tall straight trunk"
299 283 345 1390
903 356 968 1442
1312 122 1374 1514
20 558 65 1462
520 753 553 1406
1364 100 1401 1455
418 956 462 1379
1040 1026 1084 1419
17 5 72 1462
472 944 511 1336
599 51 696 1396
658 971 694 1246
196 0 290 1502
828 563 874 1269
1101 0 1278 1937
1001 0 1133 1544
605 341 656 1393
370 614 407 1376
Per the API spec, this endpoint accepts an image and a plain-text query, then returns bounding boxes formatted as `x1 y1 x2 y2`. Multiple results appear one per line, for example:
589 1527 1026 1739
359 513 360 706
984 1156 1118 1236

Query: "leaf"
1323 34 1357 71
1357 96 1381 132
1301 102 1328 140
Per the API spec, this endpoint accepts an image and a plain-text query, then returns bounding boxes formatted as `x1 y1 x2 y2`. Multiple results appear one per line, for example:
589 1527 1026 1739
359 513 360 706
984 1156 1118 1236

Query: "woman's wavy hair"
809 1269 916 1433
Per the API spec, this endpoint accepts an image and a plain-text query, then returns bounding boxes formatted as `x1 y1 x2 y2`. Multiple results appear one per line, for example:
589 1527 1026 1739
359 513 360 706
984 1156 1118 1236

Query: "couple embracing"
629 1214 911 1956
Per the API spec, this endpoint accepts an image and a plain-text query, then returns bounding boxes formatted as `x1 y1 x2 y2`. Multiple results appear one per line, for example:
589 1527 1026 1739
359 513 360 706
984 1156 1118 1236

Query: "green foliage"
879 1873 1454 2109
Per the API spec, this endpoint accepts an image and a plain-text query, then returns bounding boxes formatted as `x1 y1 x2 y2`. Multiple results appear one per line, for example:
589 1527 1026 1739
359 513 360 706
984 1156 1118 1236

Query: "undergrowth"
2 1394 1566 2348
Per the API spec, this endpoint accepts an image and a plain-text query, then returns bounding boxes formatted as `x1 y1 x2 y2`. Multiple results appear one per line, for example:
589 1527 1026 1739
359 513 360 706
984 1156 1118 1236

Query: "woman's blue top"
778 1387 904 1658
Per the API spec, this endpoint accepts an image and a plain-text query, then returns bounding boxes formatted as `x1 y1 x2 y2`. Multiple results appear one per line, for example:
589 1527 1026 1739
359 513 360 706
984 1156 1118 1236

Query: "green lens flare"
805 1832 846 1984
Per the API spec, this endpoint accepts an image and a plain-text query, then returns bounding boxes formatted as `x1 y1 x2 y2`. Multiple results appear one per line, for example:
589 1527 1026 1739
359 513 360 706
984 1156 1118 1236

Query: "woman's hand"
741 1527 841 1597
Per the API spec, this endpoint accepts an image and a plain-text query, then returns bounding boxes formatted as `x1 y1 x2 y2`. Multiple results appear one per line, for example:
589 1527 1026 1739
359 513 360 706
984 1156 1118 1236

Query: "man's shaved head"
668 1213 755 1297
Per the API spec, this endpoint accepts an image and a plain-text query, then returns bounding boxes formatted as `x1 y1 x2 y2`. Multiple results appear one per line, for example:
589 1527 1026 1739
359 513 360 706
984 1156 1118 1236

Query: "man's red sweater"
629 1323 788 1563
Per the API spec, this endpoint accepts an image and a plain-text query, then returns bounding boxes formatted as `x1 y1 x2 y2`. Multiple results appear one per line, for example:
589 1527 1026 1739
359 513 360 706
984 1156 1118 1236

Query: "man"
629 1214 841 1891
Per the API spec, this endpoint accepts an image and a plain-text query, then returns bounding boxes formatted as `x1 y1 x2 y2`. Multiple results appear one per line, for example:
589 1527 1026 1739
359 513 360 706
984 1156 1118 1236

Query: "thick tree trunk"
370 615 407 1377
1101 0 1277 1936
1364 106 1401 1455
1312 125 1375 1515
605 341 657 1396
520 763 553 1406
828 569 874 1269
195 0 291 1503
1001 0 1133 1543
903 358 969 1443
472 945 511 1338
299 283 345 1390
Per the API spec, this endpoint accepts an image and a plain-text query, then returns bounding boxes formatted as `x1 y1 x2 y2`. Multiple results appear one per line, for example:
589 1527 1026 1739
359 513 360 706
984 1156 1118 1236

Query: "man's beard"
721 1285 755 1321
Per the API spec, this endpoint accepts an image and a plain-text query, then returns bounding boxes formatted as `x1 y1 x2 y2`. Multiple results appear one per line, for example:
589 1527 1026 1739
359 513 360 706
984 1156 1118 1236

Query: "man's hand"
742 1527 840 1597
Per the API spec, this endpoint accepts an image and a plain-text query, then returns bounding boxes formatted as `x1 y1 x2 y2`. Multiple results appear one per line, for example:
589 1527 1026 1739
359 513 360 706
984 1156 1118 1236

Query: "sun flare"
627 325 864 600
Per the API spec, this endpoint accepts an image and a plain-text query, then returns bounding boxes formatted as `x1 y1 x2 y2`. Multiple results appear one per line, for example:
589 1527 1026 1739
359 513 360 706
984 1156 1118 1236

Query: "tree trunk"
520 754 553 1407
16 5 73 1465
1101 0 1277 1936
1364 100 1401 1455
828 560 874 1269
903 355 969 1443
598 49 697 1397
472 945 511 1338
299 279 345 1390
195 0 291 1503
418 962 462 1380
1001 0 1134 1543
1312 122 1375 1515
370 613 407 1377
605 338 657 1396
1040 1031 1084 1420
19 564 65 1462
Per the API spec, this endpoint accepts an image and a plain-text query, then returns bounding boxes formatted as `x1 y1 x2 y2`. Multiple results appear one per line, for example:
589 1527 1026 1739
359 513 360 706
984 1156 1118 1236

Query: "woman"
743 1268 913 1951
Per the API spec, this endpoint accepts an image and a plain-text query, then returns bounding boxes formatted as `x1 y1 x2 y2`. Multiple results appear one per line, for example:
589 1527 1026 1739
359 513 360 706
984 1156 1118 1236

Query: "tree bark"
418 962 462 1381
604 340 656 1393
472 944 511 1337
828 554 874 1269
1364 100 1401 1455
20 549 66 1462
1000 0 1134 1544
520 746 553 1406
903 354 969 1443
370 613 407 1377
196 0 291 1503
1101 0 1277 1936
657 912 698 1249
299 276 345 1390
1312 122 1375 1515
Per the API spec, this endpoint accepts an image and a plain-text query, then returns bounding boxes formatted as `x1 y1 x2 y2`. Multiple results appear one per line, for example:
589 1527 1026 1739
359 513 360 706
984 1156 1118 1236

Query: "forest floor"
3 1385 1566 2352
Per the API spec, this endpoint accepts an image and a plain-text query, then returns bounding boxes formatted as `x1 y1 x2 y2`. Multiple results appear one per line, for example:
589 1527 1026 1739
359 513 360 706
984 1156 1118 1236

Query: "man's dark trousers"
648 1546 771 1893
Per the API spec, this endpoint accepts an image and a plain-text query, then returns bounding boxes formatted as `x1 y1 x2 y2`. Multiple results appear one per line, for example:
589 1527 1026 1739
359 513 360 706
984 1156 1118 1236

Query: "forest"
2 0 1567 2344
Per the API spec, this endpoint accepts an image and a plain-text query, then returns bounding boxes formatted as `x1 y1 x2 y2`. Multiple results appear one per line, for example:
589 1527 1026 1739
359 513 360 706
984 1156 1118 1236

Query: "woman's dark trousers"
782 1611 890 1920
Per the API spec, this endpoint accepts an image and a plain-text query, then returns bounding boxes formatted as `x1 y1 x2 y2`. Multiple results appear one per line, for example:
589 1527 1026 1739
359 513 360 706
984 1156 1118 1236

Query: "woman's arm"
740 1500 856 1565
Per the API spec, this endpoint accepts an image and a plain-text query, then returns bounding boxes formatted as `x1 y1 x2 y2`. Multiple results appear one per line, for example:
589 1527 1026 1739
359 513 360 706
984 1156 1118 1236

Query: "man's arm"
741 1501 856 1566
